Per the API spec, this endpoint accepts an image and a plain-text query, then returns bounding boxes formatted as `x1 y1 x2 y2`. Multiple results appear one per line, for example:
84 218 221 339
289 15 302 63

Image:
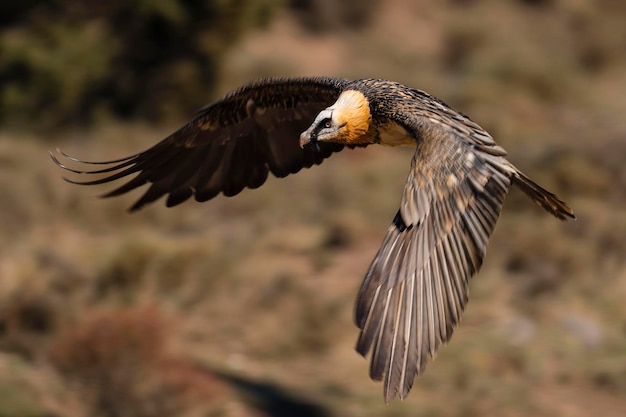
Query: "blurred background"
1 0 625 416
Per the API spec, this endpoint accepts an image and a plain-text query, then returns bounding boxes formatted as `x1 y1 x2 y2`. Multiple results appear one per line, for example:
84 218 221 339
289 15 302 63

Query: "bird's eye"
323 118 332 128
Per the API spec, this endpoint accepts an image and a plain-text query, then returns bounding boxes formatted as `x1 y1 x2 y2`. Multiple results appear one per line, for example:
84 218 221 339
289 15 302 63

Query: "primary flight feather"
52 76 575 402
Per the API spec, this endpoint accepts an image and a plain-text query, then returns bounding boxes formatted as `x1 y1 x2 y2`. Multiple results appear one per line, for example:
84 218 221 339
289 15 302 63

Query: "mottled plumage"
52 76 575 402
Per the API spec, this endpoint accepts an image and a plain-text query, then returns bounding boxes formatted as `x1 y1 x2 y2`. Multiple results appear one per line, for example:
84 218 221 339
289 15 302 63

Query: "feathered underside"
52 76 352 211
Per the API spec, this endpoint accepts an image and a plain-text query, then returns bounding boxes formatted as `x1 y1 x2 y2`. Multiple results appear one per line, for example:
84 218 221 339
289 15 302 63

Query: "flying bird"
52 76 575 402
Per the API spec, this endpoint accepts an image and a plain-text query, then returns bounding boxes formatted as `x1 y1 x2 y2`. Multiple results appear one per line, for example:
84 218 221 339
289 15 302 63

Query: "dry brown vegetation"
1 0 626 416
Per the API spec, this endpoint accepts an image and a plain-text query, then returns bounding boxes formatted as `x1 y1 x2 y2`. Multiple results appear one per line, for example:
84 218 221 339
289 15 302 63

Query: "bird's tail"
511 169 576 220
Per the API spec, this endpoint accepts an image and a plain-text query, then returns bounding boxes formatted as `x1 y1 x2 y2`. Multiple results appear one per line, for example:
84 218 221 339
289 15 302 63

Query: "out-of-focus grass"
1 1 626 416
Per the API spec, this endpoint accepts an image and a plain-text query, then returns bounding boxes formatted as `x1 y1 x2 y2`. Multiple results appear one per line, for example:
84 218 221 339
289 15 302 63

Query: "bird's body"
52 76 574 402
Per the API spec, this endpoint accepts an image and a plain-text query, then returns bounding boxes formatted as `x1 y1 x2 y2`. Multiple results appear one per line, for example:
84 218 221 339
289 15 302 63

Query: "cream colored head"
299 90 371 148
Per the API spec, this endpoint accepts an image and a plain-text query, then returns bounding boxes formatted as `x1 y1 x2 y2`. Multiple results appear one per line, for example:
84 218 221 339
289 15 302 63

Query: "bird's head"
300 90 372 149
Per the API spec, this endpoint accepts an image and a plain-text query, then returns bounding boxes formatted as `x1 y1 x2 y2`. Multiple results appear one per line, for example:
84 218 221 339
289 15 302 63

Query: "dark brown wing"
354 126 513 402
52 76 350 211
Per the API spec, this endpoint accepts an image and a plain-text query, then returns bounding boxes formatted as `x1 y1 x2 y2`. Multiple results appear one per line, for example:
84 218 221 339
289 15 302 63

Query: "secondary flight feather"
52 76 575 402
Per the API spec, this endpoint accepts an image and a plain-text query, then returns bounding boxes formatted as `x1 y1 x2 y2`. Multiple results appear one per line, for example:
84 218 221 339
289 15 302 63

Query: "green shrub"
0 0 280 130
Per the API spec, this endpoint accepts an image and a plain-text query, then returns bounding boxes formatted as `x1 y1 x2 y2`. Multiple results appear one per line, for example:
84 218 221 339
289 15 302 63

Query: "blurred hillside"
1 1 626 417
0 0 281 129
0 0 376 130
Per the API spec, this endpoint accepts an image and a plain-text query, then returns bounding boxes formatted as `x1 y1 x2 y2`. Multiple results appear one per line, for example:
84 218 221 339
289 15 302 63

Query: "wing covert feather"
52 77 350 211
355 129 512 402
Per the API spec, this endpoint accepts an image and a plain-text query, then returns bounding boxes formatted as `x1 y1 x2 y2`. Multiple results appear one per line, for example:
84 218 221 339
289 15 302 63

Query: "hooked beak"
299 131 309 149
299 131 320 152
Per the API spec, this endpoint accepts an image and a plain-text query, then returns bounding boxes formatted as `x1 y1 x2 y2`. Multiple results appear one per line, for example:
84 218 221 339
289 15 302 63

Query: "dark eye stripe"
311 117 332 137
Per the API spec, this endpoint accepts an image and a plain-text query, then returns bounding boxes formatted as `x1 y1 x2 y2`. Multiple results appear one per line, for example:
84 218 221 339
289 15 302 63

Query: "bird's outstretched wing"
355 125 512 402
52 77 350 211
